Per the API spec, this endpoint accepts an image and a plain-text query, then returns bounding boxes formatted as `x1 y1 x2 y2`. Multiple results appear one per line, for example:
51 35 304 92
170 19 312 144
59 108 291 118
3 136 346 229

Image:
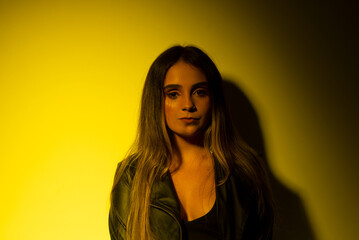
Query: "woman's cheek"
164 100 175 121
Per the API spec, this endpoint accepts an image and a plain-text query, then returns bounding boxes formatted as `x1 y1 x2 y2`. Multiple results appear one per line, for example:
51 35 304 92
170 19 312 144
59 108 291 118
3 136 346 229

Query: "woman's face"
163 61 211 140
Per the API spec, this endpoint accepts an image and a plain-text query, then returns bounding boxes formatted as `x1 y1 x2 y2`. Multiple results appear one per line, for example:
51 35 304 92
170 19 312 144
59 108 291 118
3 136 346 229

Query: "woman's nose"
182 95 197 112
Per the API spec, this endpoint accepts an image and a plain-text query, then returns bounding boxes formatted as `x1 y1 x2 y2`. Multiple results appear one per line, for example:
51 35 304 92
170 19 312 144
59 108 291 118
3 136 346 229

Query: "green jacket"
109 160 270 239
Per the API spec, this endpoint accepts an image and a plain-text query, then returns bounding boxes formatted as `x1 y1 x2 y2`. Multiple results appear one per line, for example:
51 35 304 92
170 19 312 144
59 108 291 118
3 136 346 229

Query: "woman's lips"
180 117 199 123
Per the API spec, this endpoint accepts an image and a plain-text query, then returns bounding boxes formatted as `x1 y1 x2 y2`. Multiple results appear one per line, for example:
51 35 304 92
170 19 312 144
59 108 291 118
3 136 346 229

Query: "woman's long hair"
110 45 274 239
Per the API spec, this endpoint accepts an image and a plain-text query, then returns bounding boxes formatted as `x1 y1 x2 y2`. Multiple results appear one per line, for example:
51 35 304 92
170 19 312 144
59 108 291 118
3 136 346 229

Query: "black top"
181 201 221 240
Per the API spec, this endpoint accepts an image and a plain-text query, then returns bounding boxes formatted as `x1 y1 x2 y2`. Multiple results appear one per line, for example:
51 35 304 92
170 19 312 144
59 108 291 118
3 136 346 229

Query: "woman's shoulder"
113 156 138 189
109 156 139 234
227 160 257 201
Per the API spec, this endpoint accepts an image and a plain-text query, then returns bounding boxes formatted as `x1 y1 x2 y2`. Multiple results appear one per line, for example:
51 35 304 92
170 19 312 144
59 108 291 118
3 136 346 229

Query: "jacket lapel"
149 171 182 239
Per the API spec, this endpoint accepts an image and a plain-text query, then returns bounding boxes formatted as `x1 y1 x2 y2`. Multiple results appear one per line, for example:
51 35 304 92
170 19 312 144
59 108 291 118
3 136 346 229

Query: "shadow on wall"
222 80 316 240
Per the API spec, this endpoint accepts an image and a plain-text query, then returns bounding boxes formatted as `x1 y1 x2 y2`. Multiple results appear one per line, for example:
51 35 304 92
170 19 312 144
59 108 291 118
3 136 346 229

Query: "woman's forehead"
164 61 207 86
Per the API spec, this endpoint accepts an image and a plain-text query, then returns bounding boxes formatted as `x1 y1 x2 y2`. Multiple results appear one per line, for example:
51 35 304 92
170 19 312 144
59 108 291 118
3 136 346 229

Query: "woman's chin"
173 131 204 142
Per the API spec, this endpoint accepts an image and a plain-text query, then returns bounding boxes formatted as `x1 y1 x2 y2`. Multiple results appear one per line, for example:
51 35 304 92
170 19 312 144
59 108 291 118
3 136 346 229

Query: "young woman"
109 46 274 239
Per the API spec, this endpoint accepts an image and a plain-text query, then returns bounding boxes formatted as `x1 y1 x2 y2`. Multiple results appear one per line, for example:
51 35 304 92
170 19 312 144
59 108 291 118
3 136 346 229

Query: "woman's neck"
170 133 211 170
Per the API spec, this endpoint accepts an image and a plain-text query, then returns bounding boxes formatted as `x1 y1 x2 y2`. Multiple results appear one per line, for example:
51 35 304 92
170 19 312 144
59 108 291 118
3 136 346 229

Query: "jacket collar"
149 158 226 220
150 171 181 220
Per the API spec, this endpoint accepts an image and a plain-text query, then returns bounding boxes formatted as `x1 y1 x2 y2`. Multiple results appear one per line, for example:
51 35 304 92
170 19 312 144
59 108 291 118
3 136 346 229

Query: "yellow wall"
0 1 357 239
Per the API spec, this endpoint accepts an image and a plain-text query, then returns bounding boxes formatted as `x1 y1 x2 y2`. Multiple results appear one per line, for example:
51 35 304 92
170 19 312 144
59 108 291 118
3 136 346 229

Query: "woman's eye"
167 92 179 99
193 89 208 97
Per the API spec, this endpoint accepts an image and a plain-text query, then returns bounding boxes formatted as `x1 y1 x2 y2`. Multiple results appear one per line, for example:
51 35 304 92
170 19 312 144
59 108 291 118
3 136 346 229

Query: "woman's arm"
109 162 133 240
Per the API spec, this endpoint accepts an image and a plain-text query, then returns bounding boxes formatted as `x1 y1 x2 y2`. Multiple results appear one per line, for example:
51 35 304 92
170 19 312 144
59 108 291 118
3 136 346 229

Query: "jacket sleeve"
109 203 126 240
109 162 133 240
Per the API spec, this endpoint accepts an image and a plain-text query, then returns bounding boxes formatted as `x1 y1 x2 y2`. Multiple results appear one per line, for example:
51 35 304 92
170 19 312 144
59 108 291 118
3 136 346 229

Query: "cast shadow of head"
222 79 316 240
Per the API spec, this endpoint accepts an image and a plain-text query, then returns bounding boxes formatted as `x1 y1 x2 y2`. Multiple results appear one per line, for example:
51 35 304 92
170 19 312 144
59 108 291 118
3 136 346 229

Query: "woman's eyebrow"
192 82 208 89
163 82 208 90
163 84 182 90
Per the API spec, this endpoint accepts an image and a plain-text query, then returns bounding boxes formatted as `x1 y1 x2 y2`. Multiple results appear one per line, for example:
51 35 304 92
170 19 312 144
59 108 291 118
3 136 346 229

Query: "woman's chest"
170 167 216 221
